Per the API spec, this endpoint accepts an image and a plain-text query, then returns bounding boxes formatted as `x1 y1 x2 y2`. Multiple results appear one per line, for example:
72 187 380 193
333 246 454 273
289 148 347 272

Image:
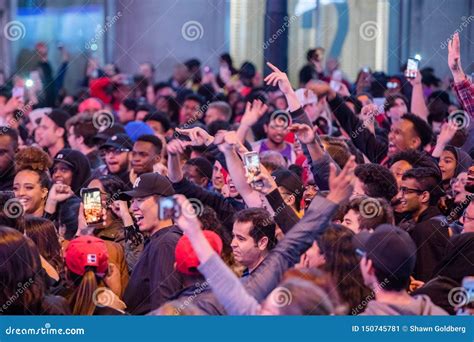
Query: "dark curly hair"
354 164 398 201
388 149 439 171
401 113 433 149
402 167 444 205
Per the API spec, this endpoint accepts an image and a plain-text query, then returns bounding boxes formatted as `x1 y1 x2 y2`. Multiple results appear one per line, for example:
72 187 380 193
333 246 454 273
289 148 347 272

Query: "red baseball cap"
175 231 223 275
65 236 109 276
78 98 103 113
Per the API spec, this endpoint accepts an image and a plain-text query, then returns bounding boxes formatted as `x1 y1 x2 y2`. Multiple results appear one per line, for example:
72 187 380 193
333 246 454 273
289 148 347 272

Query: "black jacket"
327 95 388 163
399 206 450 282
0 165 15 191
123 225 183 315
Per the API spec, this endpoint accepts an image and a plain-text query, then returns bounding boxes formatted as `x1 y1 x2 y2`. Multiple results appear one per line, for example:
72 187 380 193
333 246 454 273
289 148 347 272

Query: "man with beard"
95 133 133 188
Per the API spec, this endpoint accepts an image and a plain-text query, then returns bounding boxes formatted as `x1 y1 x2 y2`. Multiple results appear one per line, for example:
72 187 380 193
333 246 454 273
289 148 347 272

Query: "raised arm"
407 71 429 122
237 100 268 143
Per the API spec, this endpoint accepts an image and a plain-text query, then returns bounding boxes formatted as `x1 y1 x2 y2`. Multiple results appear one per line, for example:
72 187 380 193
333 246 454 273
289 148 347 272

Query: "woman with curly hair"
13 147 52 217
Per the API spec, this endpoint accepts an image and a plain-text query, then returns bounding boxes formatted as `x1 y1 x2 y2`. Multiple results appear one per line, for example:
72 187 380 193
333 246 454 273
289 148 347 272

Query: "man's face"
179 100 201 125
0 135 15 174
118 103 135 124
452 172 469 204
35 116 62 148
387 98 407 122
51 162 73 187
343 209 361 233
388 119 419 157
396 178 424 213
139 63 153 79
390 160 413 188
231 220 266 269
67 126 81 150
104 149 130 174
183 164 208 187
461 202 474 233
130 195 159 233
131 141 159 176
204 107 225 126
265 118 288 145
146 120 166 136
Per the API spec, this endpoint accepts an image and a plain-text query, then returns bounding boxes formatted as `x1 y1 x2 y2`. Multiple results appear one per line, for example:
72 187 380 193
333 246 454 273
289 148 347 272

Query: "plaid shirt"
453 78 474 117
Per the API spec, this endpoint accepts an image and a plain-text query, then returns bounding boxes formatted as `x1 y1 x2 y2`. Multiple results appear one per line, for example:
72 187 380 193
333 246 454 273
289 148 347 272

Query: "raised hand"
448 32 462 74
47 183 74 203
240 100 269 128
173 194 203 236
167 138 192 156
248 164 277 195
289 123 316 145
306 80 334 100
175 127 214 146
326 156 356 204
437 121 458 146
264 62 293 95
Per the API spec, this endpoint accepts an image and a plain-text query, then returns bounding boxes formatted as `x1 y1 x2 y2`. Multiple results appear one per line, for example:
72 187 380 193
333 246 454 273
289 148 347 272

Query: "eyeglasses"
103 148 130 156
399 186 425 195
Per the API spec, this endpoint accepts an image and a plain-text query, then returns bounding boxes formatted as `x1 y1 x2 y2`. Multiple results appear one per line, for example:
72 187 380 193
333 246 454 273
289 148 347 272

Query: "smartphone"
405 58 419 79
159 196 180 220
81 188 103 225
458 276 474 314
243 152 263 187
12 87 24 99
329 80 341 92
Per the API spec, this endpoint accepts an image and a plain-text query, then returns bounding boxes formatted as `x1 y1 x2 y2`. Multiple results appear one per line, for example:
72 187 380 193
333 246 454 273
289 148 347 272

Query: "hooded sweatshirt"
361 294 448 315
53 149 92 196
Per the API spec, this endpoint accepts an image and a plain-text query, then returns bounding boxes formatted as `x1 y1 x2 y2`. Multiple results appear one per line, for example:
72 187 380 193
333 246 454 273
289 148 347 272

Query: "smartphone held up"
81 188 104 225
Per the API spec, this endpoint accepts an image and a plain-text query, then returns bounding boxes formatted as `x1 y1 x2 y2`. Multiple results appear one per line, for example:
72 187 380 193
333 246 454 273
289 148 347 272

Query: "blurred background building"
0 0 473 93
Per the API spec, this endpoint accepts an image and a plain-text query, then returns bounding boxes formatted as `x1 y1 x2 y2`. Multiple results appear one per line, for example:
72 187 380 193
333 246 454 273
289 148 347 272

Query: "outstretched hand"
240 100 268 128
264 62 293 95
289 123 316 145
175 127 214 146
448 32 463 74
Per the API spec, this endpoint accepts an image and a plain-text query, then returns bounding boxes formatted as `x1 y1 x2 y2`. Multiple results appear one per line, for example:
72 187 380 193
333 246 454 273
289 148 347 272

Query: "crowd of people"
0 31 473 316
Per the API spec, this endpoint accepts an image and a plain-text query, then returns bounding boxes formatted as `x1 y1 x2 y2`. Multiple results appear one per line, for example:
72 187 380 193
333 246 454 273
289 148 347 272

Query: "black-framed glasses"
399 186 425 195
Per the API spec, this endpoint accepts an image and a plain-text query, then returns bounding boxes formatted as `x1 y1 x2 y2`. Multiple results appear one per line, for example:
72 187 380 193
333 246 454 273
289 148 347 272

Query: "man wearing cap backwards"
95 133 133 189
354 225 447 315
35 109 70 159
120 172 183 315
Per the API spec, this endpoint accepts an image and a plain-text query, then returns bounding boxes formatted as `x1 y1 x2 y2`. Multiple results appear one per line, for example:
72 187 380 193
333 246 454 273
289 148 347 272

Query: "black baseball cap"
119 173 175 200
100 133 133 151
46 109 71 129
93 123 126 143
352 224 417 280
